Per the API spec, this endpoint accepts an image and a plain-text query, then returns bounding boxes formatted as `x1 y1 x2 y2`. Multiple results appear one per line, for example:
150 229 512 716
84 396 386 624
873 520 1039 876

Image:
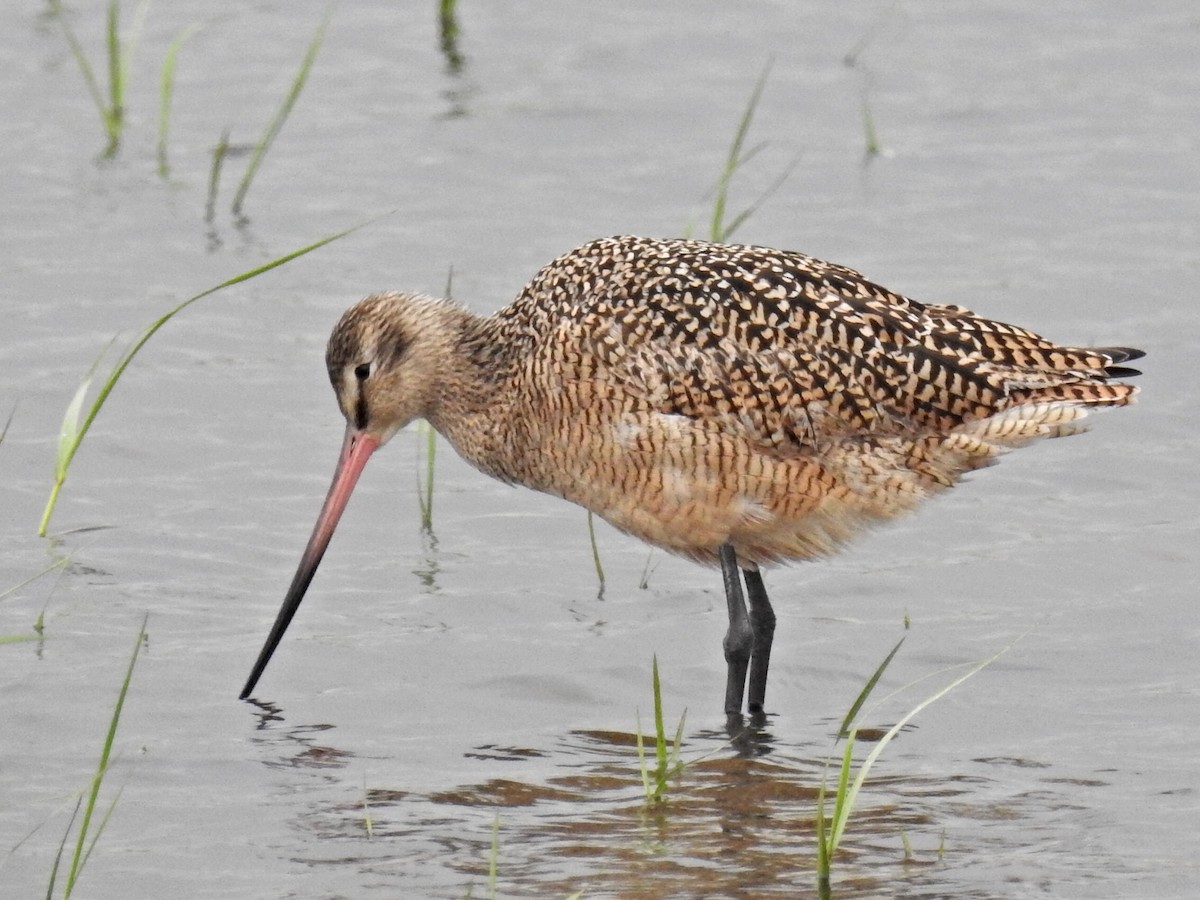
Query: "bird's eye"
354 362 371 381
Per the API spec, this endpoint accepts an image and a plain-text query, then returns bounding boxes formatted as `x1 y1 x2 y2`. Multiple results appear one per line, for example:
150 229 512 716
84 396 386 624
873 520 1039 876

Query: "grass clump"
50 0 150 158
703 60 797 243
815 631 1010 896
38 220 372 536
635 655 686 804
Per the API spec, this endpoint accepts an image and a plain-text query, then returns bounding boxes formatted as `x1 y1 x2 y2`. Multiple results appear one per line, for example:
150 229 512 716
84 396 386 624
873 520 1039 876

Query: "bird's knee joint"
723 622 754 664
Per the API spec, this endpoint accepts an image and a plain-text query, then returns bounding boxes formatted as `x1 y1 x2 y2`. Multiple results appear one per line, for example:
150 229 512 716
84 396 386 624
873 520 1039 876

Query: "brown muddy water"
2 2 1197 898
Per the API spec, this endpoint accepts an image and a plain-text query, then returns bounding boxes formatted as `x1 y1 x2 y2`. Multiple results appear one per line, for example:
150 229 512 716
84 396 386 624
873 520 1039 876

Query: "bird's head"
325 291 458 446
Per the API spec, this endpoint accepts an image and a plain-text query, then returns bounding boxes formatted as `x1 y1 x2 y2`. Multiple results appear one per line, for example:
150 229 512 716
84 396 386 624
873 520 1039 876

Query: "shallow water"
2 1 1197 897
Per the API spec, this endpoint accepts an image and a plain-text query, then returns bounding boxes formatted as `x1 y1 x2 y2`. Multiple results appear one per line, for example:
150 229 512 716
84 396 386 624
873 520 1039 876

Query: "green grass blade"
45 798 82 900
50 0 110 144
0 404 14 447
63 615 147 897
361 775 374 840
40 343 113 536
157 23 201 177
104 1 121 148
206 128 231 223
1 558 69 606
231 8 331 216
837 635 904 739
487 814 498 900
669 706 687 775
637 551 656 589
38 217 377 536
439 0 465 74
815 779 830 891
710 60 772 242
720 154 800 240
827 730 856 851
0 632 43 644
634 711 651 800
56 374 94 482
826 643 1010 853
77 786 124 877
861 98 881 157
652 655 667 776
416 422 436 531
586 512 605 594
119 1 151 98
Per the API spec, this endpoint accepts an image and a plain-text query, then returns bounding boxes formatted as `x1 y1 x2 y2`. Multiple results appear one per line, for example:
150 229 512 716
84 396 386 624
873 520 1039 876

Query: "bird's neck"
423 306 528 484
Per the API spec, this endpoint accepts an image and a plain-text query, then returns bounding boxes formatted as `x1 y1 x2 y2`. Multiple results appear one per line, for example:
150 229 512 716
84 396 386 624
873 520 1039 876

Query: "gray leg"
742 567 776 714
719 542 753 715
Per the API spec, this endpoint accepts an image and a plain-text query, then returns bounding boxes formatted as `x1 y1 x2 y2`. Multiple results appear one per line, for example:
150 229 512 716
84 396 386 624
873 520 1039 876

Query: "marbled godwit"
239 235 1142 714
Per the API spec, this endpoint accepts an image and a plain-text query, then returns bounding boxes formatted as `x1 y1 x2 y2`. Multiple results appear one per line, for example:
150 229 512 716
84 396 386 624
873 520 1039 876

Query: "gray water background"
2 2 1197 897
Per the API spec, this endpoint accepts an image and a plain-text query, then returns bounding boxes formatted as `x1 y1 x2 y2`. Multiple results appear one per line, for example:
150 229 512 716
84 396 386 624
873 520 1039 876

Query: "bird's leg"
742 567 776 714
719 542 753 715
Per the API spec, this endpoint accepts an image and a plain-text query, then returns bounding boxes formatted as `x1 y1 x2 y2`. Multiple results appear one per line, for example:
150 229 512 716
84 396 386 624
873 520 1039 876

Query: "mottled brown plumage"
328 235 1139 566
241 235 1141 712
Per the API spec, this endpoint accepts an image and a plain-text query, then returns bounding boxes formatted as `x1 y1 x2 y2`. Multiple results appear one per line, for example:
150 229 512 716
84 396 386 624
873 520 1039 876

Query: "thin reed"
230 9 331 216
361 775 374 840
705 60 796 243
0 405 13 449
586 512 605 595
416 422 437 532
156 23 200 177
205 128 231 222
53 615 148 898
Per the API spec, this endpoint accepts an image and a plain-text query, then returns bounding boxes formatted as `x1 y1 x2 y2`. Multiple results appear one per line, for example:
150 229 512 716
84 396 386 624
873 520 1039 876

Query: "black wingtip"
1104 365 1143 379
1099 346 1146 364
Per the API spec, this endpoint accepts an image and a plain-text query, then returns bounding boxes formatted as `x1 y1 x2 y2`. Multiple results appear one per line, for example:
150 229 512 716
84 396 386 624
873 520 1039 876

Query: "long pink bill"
239 427 380 700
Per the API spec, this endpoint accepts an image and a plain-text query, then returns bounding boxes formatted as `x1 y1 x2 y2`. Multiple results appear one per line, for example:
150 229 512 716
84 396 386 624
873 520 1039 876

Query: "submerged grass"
815 634 1011 895
635 655 686 804
361 775 374 841
38 219 373 536
462 816 583 900
51 615 148 899
230 8 331 217
860 97 882 158
0 558 71 644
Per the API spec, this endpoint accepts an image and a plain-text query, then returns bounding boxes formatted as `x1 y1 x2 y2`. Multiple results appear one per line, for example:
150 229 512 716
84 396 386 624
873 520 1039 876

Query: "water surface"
2 2 1197 897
